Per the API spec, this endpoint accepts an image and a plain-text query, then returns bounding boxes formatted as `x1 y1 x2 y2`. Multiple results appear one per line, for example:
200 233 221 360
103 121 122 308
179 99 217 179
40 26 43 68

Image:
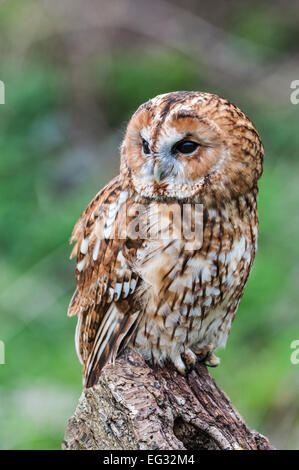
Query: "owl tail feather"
83 305 141 388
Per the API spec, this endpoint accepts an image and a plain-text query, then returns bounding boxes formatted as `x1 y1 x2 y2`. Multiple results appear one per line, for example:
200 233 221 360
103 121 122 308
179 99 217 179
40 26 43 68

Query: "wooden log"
62 350 275 450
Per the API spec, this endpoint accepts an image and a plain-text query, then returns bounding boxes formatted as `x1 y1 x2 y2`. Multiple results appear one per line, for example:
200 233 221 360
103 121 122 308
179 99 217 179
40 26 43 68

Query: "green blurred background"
0 0 299 450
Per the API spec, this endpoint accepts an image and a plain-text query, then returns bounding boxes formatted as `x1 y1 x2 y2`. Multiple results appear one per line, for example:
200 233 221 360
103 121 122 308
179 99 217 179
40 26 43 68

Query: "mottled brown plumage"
68 91 263 387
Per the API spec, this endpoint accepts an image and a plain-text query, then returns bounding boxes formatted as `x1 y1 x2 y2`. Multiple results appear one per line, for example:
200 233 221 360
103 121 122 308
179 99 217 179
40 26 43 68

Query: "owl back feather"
68 175 143 387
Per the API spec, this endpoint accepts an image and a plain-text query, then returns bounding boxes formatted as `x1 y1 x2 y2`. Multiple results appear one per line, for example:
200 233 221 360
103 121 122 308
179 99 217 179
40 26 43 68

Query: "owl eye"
142 139 151 155
173 140 199 155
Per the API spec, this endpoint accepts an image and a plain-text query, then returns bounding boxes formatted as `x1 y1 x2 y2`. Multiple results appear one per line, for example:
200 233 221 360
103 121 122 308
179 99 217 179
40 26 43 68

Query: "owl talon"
193 343 213 362
204 352 221 368
173 351 220 375
192 344 220 368
173 348 199 375
207 353 220 367
181 348 198 373
173 355 187 376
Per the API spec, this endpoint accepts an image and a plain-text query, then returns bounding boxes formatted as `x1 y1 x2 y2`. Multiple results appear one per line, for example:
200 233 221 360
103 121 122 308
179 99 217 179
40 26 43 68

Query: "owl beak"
153 163 162 183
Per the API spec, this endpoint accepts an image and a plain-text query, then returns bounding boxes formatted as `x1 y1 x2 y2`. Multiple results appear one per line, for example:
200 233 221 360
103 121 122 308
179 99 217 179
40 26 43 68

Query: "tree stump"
62 351 275 450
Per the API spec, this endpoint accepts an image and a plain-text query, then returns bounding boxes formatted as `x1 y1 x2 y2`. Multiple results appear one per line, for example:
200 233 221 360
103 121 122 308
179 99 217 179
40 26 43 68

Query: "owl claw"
181 348 197 373
174 349 198 375
204 353 221 368
173 355 187 376
174 348 198 375
176 347 220 375
192 344 221 368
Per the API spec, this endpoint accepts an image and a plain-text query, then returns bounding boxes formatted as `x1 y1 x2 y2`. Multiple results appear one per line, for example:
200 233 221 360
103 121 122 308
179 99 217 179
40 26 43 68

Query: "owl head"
120 91 263 204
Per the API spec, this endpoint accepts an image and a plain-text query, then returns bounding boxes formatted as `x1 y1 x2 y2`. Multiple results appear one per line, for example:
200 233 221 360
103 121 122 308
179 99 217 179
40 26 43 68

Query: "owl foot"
173 354 188 376
181 348 198 373
204 352 221 368
173 348 197 375
174 346 220 375
193 343 221 368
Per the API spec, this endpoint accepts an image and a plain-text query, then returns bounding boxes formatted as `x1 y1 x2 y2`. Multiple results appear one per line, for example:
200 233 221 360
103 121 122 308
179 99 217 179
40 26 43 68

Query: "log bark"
62 350 275 450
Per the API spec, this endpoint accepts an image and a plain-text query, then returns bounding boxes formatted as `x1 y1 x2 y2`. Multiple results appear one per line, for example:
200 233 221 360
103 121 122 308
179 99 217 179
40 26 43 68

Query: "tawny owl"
68 91 263 388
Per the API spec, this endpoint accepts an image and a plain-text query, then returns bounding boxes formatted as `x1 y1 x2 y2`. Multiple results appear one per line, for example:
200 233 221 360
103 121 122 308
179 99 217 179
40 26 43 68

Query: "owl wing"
68 175 142 387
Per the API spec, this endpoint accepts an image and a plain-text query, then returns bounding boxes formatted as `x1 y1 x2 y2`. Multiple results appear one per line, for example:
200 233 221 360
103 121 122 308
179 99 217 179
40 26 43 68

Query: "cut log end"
62 350 275 451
